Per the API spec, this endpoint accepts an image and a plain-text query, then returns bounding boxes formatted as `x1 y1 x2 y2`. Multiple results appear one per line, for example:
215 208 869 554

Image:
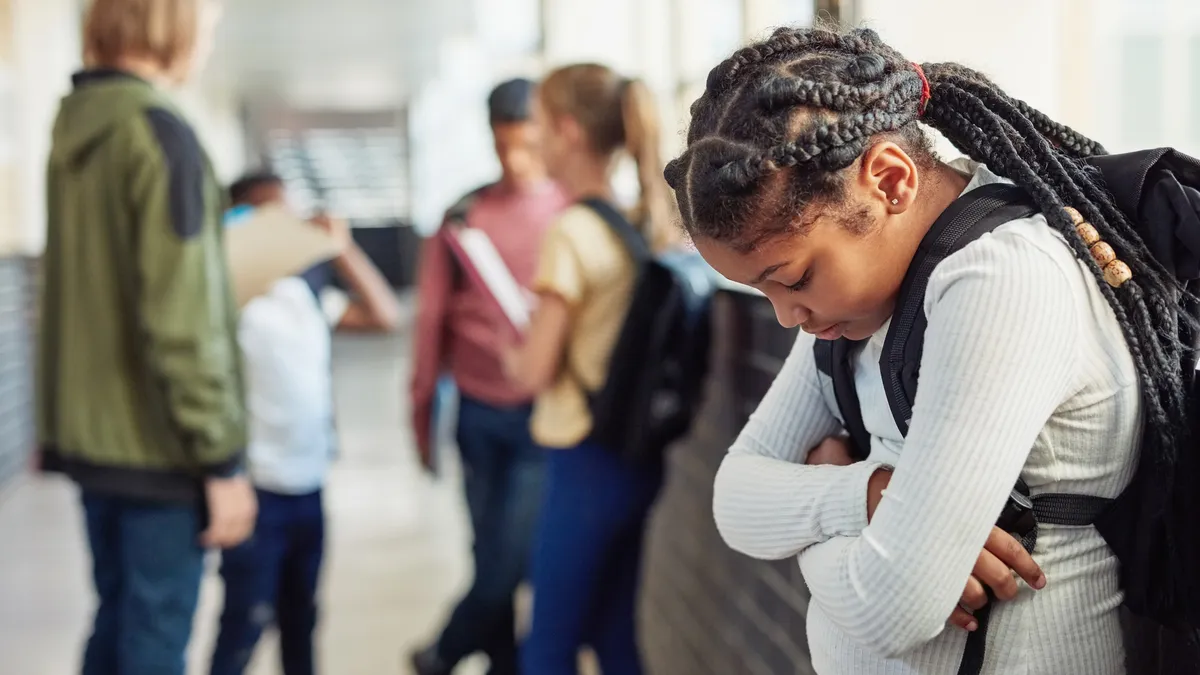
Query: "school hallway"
0 324 490 675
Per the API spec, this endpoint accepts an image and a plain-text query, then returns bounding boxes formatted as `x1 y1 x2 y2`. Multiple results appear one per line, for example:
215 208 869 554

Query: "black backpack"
813 149 1200 675
580 199 716 464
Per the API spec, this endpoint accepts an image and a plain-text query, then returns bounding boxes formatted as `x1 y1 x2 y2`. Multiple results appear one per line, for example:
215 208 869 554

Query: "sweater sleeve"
794 227 1080 658
713 330 887 561
133 108 243 475
410 230 454 435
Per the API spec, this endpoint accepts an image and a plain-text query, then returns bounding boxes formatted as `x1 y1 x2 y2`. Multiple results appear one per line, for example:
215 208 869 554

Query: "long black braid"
667 25 1198 611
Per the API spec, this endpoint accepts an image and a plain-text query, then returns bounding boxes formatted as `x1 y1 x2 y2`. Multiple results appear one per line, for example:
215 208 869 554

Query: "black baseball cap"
488 78 536 124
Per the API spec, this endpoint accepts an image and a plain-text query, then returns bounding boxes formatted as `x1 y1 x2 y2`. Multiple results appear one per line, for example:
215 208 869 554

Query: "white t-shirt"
238 276 348 495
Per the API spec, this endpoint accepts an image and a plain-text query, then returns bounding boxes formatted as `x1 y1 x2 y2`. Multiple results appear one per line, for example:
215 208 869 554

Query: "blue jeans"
80 492 206 675
435 397 545 675
210 489 325 675
520 441 663 675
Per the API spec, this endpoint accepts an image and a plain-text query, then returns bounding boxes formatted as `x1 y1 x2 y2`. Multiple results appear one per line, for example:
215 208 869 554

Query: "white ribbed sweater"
712 164 1141 674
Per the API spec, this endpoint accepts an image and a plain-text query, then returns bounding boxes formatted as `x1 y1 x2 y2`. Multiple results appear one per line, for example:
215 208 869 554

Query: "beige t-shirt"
529 204 636 448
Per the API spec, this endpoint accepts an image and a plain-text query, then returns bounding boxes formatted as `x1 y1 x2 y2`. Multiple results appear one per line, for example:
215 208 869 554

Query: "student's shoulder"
936 212 1081 286
446 183 495 221
545 203 618 250
117 106 202 160
917 210 1106 374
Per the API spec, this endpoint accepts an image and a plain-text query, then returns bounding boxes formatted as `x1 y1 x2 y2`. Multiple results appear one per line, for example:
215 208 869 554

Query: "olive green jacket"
38 70 246 502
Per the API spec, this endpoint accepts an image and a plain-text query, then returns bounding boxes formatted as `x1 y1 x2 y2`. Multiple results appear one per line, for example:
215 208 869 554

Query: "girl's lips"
810 323 845 340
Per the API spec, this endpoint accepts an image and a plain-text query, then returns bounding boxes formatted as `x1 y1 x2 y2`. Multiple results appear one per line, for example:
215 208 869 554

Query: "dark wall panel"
641 290 814 675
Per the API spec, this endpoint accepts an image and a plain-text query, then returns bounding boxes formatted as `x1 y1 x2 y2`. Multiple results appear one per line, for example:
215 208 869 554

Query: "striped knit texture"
712 165 1140 674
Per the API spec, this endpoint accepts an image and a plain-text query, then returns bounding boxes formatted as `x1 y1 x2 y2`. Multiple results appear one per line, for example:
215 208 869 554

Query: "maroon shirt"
411 180 569 438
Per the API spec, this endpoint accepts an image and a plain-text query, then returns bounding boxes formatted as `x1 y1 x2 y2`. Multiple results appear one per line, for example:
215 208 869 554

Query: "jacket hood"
52 70 163 166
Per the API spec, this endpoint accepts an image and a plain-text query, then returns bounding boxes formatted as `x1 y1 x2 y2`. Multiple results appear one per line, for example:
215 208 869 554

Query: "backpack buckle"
996 488 1037 539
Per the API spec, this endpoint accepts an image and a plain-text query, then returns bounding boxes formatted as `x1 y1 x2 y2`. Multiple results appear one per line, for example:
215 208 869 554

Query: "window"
1119 35 1165 146
1191 35 1200 149
674 0 743 85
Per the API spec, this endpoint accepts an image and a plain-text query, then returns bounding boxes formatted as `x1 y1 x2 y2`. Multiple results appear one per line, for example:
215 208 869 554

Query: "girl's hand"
948 527 1047 632
500 341 521 383
862 469 1047 633
805 436 855 466
310 212 352 253
866 467 892 521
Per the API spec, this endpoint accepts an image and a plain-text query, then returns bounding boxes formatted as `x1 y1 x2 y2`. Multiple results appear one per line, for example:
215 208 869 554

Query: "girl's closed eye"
787 269 813 292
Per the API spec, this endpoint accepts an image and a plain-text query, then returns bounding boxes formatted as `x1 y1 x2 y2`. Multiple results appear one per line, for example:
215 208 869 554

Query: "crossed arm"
712 335 885 559
713 233 1076 657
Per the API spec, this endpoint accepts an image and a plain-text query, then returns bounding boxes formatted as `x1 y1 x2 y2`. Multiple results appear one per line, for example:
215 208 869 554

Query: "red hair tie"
912 63 931 116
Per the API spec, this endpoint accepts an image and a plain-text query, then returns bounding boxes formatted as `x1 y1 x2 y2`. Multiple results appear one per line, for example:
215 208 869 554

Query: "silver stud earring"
891 198 899 205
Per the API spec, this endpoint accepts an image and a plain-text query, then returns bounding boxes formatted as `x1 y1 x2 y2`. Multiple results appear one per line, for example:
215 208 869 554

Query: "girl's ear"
557 115 586 149
858 141 918 213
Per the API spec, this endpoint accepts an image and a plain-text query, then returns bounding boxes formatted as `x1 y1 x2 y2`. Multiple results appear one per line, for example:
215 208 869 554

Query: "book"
440 225 533 334
223 205 342 308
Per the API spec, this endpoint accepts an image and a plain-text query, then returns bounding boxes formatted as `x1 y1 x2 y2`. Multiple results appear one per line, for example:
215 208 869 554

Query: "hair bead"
1076 222 1100 246
1104 260 1133 288
1090 241 1117 266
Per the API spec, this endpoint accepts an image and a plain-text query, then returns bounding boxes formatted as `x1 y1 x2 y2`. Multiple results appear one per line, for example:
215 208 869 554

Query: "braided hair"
667 25 1196 606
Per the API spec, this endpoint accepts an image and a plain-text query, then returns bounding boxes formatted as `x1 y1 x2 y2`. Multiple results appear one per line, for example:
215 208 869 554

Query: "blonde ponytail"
619 78 680 252
541 64 682 252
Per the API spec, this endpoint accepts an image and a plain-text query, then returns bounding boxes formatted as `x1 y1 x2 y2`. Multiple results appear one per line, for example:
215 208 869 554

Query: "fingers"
200 480 257 549
984 527 1046 591
973 548 1021 601
806 437 854 466
954 527 1047 632
200 509 254 549
951 575 990 632
199 522 225 549
961 575 988 611
949 606 978 633
231 499 256 546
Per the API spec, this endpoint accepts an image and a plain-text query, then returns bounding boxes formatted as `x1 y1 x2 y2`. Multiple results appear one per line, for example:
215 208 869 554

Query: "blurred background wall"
2 0 1200 669
4 0 1200 253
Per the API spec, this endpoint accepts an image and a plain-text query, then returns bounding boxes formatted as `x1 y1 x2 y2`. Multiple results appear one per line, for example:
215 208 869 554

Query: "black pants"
434 397 546 675
210 489 325 675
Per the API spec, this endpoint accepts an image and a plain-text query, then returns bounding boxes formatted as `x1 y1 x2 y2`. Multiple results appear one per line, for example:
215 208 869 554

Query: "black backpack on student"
580 199 716 465
813 148 1200 675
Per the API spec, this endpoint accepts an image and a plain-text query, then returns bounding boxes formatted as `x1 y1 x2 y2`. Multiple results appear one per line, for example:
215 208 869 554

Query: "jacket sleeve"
713 330 886 560
129 108 243 476
410 228 455 439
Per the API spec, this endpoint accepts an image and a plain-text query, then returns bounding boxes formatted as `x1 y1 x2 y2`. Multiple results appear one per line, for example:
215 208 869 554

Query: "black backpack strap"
580 198 653 264
881 183 1038 436
561 198 651 408
898 188 1125 675
813 338 872 461
958 481 1112 675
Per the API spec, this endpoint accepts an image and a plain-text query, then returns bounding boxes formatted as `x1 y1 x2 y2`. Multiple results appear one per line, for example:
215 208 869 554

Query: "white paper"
224 205 342 308
446 227 531 333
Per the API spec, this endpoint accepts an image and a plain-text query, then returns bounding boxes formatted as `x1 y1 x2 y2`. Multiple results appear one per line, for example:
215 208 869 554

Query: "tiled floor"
0 330 488 675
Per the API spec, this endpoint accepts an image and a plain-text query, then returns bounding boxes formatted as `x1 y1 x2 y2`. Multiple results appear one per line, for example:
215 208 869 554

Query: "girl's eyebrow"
752 262 786 285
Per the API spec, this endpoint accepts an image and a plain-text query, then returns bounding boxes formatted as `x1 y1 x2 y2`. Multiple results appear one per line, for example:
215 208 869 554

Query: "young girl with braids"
669 25 1194 674
501 64 678 675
